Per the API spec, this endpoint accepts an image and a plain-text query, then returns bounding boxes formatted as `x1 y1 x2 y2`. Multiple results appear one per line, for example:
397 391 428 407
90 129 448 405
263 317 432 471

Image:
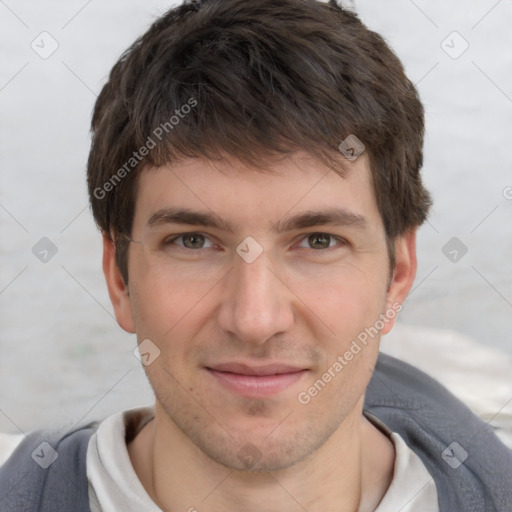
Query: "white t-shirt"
85 406 439 512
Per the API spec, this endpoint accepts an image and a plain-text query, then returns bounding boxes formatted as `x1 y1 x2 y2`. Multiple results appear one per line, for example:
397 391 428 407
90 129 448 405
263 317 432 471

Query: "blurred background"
1 0 511 433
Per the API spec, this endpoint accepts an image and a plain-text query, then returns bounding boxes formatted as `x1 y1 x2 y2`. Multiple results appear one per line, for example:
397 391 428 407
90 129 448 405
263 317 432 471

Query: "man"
1 0 511 510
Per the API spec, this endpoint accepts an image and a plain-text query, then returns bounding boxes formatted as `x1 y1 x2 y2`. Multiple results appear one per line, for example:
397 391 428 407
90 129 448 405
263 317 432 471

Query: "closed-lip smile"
205 362 308 397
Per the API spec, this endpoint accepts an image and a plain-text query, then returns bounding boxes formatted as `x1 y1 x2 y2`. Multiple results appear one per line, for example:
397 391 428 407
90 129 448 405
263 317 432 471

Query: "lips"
205 362 308 397
207 362 305 376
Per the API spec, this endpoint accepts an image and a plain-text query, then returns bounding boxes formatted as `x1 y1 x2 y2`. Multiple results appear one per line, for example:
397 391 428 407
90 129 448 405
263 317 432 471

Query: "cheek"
291 262 388 343
128 250 217 335
294 269 386 416
128 270 224 386
129 276 206 389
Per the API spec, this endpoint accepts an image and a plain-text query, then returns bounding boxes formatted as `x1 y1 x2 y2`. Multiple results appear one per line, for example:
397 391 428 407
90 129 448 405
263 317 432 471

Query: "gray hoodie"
1 353 511 511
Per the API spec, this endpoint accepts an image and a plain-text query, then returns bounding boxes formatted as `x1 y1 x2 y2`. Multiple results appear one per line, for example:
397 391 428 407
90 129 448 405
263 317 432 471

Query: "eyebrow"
146 207 367 234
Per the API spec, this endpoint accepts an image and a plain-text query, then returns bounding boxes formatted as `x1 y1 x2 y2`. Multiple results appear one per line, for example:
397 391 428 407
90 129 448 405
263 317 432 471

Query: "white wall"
1 0 511 432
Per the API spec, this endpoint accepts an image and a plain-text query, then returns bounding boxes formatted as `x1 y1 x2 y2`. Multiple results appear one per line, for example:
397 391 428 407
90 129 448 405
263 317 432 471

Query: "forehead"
132 151 382 234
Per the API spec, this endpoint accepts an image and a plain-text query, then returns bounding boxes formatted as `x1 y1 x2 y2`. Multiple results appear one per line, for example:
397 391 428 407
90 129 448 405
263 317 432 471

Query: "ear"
102 233 136 333
380 228 417 335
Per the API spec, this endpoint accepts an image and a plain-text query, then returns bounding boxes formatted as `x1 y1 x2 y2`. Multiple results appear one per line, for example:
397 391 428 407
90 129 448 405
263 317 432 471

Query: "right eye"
163 233 216 250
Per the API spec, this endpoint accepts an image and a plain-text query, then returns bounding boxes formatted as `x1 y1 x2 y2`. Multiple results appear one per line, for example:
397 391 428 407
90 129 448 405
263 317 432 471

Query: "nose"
216 249 295 345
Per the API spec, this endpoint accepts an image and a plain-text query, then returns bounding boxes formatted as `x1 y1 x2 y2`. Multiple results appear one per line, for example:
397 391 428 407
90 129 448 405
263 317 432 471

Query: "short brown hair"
87 0 431 284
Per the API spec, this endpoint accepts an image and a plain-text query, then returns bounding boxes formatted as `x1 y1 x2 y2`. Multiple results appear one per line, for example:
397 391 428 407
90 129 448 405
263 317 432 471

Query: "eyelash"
162 232 348 252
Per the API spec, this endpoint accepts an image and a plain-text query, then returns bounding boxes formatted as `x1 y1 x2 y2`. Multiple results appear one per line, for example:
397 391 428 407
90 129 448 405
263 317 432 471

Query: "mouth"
205 362 309 397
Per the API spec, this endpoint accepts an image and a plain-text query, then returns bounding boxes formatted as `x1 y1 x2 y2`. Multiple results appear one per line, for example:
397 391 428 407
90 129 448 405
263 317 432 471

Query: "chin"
204 437 315 473
189 416 340 473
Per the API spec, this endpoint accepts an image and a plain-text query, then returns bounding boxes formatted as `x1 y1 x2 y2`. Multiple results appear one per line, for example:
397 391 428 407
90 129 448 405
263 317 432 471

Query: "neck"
128 398 394 512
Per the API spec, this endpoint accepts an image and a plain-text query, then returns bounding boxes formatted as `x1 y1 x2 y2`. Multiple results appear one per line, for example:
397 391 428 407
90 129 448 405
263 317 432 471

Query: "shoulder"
365 349 507 444
364 339 512 510
365 351 469 421
0 422 99 512
379 323 512 449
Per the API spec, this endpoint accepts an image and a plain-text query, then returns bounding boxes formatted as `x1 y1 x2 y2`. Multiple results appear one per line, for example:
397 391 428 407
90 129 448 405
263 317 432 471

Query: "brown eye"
164 233 214 250
307 233 332 250
296 233 347 252
181 233 206 249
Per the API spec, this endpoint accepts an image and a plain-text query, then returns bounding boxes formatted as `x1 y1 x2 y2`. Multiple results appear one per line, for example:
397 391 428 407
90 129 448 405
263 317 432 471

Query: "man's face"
106 151 415 471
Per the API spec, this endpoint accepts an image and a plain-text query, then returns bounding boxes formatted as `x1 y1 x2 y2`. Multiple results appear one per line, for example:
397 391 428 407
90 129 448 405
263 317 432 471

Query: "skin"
103 151 417 512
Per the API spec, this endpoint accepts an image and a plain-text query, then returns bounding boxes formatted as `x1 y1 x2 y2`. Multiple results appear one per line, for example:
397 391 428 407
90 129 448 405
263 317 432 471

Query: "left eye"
297 233 344 250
